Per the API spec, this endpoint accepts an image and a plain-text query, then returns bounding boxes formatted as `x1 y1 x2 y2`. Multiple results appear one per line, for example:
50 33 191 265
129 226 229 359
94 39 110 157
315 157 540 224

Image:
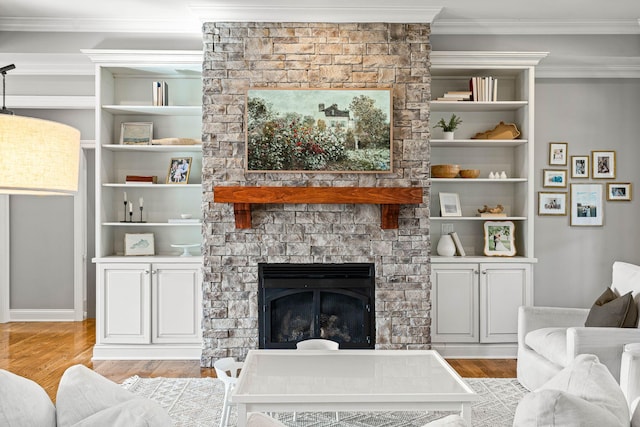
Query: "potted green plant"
434 114 463 140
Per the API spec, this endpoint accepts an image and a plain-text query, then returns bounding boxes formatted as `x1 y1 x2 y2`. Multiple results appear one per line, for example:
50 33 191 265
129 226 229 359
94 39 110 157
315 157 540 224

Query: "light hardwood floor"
0 319 517 401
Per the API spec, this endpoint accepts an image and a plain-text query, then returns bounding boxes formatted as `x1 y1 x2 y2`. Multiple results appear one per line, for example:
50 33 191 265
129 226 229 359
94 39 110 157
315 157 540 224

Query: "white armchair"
517 261 640 391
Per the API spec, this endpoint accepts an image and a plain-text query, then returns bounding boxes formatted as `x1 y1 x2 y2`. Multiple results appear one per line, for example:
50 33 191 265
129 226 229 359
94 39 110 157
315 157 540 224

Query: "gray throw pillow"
585 288 638 327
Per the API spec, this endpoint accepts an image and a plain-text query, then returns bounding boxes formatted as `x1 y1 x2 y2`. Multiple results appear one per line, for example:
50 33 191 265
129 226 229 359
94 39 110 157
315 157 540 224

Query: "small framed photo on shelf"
166 157 192 184
607 182 632 201
592 150 616 179
124 233 155 256
570 183 604 226
549 142 568 166
120 122 153 145
483 221 516 257
538 192 567 216
542 169 567 188
439 192 462 217
570 155 589 178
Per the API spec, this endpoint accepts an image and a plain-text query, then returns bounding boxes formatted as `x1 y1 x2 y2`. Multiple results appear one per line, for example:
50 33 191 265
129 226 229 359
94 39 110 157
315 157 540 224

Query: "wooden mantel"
214 186 423 229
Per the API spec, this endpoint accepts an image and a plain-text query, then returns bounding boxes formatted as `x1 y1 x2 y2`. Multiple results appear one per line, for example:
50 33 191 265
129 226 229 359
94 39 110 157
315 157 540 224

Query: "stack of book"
125 175 157 184
436 90 472 102
469 76 498 102
152 81 168 106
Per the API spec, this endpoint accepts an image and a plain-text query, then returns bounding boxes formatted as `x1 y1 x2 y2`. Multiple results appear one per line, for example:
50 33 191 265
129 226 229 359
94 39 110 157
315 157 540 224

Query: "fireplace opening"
258 263 375 349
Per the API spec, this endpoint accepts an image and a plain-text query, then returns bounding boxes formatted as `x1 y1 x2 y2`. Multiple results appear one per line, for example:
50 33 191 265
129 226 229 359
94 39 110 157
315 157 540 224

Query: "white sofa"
517 261 640 391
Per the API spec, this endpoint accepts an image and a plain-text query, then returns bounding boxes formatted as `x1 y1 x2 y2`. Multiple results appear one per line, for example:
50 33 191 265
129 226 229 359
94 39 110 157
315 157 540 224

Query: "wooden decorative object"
431 164 460 178
459 169 480 178
214 186 423 230
471 121 520 140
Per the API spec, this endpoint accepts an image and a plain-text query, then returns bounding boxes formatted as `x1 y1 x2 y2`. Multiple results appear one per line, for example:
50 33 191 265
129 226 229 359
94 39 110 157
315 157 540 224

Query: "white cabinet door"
431 264 479 343
480 263 530 343
99 263 151 344
152 263 202 344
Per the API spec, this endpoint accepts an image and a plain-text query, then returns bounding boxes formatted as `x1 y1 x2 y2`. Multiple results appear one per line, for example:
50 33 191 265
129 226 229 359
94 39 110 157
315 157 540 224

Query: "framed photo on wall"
538 192 567 216
607 182 632 201
570 155 589 178
439 192 462 217
542 169 567 188
120 122 153 145
483 221 516 257
592 150 616 179
570 183 603 226
549 142 568 166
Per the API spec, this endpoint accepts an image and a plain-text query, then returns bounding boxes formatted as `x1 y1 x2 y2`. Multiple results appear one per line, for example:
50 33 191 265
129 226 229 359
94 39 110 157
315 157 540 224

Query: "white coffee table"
230 349 477 426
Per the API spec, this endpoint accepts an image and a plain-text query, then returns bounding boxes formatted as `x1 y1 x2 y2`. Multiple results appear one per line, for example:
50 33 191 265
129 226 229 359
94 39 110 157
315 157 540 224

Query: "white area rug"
122 376 527 427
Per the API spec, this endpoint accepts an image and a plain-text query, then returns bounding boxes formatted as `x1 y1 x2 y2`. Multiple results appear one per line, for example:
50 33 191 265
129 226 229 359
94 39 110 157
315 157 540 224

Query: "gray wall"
432 34 640 308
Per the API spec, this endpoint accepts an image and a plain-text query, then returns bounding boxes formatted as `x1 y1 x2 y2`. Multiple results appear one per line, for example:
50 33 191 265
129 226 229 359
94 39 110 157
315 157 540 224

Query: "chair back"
214 357 243 385
296 339 339 350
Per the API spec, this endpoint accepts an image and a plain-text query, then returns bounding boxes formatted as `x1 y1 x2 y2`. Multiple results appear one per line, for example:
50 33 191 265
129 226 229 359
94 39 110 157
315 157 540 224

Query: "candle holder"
129 211 133 223
121 201 128 223
138 206 146 223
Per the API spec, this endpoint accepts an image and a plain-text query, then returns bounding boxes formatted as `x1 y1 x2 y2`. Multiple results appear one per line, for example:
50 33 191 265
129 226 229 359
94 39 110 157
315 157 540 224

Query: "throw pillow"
0 369 56 427
584 287 638 327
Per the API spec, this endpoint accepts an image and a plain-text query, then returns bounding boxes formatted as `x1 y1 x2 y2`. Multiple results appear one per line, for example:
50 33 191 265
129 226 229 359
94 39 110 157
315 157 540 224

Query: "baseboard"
432 343 517 358
10 309 76 322
92 344 202 360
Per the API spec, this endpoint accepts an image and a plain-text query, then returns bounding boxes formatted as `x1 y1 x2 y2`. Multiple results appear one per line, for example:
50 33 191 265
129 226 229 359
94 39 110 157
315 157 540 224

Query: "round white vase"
436 234 456 256
443 131 454 140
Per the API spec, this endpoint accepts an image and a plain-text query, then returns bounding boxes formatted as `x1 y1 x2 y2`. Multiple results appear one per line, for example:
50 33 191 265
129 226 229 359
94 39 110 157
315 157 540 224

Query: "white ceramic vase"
443 131 454 140
436 234 456 256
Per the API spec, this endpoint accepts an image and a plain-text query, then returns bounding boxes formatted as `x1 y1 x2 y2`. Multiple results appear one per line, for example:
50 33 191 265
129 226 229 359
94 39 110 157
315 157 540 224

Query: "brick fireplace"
200 22 432 366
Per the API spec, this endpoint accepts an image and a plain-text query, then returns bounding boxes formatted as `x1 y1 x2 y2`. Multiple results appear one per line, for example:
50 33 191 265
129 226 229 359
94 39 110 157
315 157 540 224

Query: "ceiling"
1 0 639 35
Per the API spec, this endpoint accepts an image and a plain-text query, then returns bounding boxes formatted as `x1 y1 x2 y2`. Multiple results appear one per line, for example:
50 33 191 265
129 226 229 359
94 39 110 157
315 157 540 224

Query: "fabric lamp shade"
0 114 81 195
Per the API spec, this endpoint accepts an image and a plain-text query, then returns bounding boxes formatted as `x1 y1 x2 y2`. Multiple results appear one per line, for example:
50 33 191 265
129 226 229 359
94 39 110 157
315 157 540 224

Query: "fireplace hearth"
258 263 375 349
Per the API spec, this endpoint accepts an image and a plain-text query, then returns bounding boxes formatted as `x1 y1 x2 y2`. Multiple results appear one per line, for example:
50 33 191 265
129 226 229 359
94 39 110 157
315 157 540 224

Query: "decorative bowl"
459 169 480 178
431 164 460 178
180 213 193 219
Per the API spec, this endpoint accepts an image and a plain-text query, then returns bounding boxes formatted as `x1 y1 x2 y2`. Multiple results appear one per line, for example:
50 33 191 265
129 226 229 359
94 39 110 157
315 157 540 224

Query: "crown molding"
431 51 549 68
0 53 94 75
0 17 201 34
432 18 640 35
81 49 203 66
536 56 640 79
189 4 442 23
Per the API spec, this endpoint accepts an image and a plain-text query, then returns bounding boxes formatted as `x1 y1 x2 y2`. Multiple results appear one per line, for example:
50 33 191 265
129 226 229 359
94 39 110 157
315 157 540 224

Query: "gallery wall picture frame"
607 182 632 201
166 157 192 184
549 142 568 166
570 183 604 226
542 169 567 188
592 150 616 179
120 122 153 145
245 88 393 173
124 233 155 256
570 155 589 179
483 220 516 257
538 191 567 216
439 192 462 217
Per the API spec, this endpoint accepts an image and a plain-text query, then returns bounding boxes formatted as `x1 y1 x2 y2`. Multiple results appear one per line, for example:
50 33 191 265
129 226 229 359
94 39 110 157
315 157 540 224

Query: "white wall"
432 34 640 307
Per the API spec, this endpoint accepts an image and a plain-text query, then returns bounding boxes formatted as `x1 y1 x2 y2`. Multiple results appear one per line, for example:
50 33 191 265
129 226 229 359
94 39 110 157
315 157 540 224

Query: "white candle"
124 191 127 202
139 197 143 208
129 201 133 213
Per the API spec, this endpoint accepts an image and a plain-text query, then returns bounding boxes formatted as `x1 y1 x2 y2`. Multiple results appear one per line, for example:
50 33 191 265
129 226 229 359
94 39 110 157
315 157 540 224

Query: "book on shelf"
468 76 498 102
167 218 201 224
479 212 508 218
449 232 466 257
152 81 169 106
125 175 158 184
437 90 472 102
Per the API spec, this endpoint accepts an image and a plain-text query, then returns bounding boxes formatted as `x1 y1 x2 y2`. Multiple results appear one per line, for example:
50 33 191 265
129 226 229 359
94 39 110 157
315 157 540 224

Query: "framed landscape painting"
246 88 392 173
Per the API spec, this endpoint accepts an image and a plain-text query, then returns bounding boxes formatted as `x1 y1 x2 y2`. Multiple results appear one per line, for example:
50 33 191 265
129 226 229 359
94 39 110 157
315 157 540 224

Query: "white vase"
436 234 456 257
443 131 454 140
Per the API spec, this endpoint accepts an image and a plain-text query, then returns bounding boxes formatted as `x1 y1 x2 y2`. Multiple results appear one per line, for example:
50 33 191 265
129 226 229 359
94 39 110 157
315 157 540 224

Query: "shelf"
431 101 527 112
214 186 423 230
431 178 527 183
430 216 527 221
93 255 203 264
431 256 538 264
102 144 202 152
430 139 527 148
102 105 201 115
103 183 202 188
103 222 201 227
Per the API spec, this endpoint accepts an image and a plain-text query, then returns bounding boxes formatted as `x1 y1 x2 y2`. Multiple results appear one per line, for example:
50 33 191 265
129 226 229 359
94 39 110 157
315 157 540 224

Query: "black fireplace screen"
258 263 375 349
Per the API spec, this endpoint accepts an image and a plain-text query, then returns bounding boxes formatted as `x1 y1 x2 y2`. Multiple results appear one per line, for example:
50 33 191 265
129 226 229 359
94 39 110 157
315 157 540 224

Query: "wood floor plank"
0 319 517 401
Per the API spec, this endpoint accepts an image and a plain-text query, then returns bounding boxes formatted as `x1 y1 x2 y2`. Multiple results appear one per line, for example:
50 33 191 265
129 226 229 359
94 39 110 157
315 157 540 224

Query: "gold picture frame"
166 157 192 184
592 150 616 179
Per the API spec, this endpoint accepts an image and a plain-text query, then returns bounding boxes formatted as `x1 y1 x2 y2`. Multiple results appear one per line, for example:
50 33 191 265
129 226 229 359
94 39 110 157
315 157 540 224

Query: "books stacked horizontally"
152 81 168 106
469 76 498 102
436 90 472 102
125 175 157 184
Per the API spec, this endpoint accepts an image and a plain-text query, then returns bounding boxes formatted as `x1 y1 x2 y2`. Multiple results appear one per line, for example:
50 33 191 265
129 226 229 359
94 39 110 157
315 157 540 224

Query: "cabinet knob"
144 270 150 274
151 270 157 274
481 270 487 275
474 270 479 275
